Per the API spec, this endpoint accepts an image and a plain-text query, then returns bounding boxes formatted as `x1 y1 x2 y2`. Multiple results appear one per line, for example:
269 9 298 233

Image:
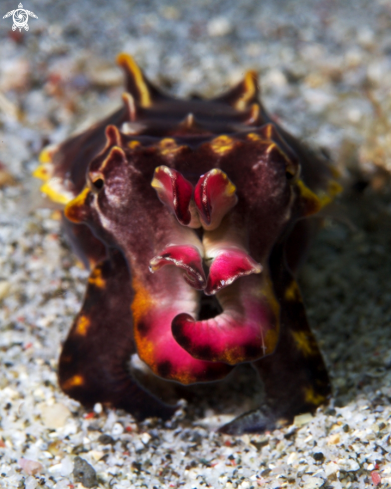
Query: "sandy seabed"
0 1 391 488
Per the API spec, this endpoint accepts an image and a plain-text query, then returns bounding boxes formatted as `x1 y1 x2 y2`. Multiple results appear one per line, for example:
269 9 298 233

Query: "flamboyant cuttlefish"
34 54 341 434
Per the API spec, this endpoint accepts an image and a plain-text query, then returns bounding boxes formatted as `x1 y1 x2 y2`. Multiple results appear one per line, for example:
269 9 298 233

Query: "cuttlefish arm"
58 250 176 420
149 170 281 367
171 273 279 365
131 263 234 385
171 214 280 365
219 242 331 434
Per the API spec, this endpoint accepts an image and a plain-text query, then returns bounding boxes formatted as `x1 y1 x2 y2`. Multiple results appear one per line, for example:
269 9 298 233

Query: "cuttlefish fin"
116 53 171 107
212 70 259 111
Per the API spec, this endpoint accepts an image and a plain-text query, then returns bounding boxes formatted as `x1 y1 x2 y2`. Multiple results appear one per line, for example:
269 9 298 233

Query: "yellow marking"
264 123 273 140
131 278 155 324
284 280 301 302
151 165 171 190
174 373 197 385
64 187 90 223
87 256 100 269
265 141 290 163
40 178 74 205
249 273 280 356
158 138 183 157
234 71 257 111
292 331 314 356
219 345 245 366
219 321 278 365
128 140 141 149
226 179 236 196
209 169 236 196
296 179 322 216
246 132 261 142
247 103 260 124
116 53 151 107
210 135 235 155
304 386 326 406
39 145 56 164
88 267 105 288
62 375 84 390
263 276 280 355
100 146 126 172
297 177 342 214
264 328 279 356
74 315 91 336
151 177 163 190
33 146 58 181
33 164 51 182
329 179 343 196
309 179 343 209
265 142 277 154
131 277 157 372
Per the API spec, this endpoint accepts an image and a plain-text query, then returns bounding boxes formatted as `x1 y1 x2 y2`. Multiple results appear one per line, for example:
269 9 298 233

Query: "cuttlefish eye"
285 161 300 182
89 174 105 192
92 178 104 191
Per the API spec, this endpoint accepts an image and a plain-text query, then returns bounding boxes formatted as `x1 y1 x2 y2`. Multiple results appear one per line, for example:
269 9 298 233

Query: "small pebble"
371 471 381 486
325 461 339 477
41 403 71 428
93 402 102 414
312 452 324 462
327 433 340 444
18 458 43 476
59 456 73 477
140 432 151 445
207 16 232 37
293 413 313 427
302 476 325 489
25 476 38 489
98 434 115 445
111 422 124 436
0 280 11 300
73 456 98 488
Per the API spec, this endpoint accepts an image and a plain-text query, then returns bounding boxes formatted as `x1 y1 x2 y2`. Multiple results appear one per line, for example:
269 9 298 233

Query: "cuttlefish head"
64 124 320 385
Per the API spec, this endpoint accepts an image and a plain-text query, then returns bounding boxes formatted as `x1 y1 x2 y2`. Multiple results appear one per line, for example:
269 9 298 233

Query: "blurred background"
1 0 391 181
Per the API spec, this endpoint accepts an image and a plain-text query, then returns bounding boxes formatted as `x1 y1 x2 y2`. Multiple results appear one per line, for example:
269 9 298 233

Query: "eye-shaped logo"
3 3 38 32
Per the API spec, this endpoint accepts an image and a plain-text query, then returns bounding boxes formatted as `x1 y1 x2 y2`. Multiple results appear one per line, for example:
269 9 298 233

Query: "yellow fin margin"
116 53 151 108
234 71 258 111
40 178 74 205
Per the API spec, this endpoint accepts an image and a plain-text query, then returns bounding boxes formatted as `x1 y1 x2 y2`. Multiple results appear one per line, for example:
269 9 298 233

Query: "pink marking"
149 244 206 290
194 169 238 230
135 301 232 384
206 248 262 295
151 166 199 227
171 276 279 364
